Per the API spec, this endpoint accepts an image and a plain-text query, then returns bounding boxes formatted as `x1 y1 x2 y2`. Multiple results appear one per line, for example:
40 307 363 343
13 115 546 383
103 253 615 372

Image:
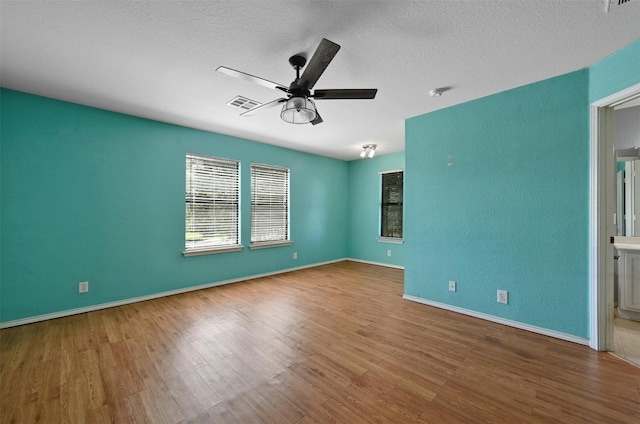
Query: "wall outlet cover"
497 289 508 304
449 281 456 292
79 281 89 293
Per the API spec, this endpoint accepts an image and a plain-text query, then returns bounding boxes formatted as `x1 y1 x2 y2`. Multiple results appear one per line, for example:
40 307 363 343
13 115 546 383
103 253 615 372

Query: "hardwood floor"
1 261 639 423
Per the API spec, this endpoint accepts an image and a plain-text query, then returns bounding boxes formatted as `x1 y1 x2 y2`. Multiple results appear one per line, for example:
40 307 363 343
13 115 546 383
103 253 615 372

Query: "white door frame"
590 82 640 351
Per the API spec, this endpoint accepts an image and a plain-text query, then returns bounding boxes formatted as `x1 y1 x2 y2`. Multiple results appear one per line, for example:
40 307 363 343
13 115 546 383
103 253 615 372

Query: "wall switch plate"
497 289 508 304
293 252 298 260
449 281 456 292
79 281 89 293
387 250 392 257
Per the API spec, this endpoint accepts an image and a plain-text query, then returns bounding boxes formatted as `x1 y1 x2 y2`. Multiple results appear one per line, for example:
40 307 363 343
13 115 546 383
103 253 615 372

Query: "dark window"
381 171 403 239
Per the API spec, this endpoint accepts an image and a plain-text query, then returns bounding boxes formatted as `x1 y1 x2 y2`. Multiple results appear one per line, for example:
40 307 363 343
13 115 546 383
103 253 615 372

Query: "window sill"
377 237 404 244
183 245 244 257
250 240 293 250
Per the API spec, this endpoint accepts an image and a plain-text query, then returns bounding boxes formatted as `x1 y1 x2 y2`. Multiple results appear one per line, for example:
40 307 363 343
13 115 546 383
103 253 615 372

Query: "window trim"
249 240 293 250
183 245 243 257
377 237 404 244
184 153 241 256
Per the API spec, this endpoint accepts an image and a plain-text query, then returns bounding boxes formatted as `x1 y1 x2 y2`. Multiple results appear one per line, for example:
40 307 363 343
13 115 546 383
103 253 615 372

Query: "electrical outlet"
449 281 456 292
293 252 298 260
78 281 89 293
497 289 508 304
387 250 392 257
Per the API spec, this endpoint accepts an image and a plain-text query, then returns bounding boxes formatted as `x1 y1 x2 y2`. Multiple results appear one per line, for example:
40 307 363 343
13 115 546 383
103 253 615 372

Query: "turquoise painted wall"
589 38 640 102
3 36 637 328
405 70 590 338
347 151 405 267
0 89 348 322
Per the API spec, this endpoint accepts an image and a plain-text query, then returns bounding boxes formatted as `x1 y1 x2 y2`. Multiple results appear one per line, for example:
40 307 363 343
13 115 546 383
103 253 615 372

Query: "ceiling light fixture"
281 96 317 124
360 144 377 159
429 88 445 97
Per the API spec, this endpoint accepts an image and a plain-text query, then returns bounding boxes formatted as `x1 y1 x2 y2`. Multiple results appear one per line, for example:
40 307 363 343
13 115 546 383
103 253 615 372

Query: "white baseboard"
0 258 347 329
403 294 590 346
346 258 404 270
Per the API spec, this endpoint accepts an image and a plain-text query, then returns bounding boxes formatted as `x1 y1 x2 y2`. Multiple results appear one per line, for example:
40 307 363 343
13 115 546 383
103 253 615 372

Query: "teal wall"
589 39 640 102
2 37 638 329
405 70 590 338
347 151 405 267
0 89 348 322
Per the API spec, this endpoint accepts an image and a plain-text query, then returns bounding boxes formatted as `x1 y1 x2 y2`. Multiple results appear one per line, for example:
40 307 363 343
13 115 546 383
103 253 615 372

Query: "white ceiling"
1 1 639 160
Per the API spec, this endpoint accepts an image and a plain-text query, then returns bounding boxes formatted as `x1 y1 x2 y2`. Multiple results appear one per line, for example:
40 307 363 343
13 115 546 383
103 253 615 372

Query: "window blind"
185 154 239 252
381 170 403 238
251 163 289 244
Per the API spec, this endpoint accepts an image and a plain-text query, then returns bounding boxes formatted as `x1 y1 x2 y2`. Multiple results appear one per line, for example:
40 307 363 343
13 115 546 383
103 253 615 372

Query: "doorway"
590 82 640 356
612 105 640 366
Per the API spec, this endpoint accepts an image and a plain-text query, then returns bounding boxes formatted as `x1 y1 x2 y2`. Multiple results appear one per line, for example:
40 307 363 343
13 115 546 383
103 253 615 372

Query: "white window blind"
381 170 403 239
185 154 239 253
251 163 290 245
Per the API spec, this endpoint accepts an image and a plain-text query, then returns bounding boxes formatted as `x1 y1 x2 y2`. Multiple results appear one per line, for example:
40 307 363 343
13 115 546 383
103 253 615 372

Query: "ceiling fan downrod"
288 54 308 95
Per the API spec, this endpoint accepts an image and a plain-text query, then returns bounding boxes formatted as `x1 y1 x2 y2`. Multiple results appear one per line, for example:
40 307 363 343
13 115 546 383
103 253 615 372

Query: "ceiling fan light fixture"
281 96 317 124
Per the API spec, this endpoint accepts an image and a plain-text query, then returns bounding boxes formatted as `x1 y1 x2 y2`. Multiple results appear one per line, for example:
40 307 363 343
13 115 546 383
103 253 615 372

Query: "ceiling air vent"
605 0 633 12
226 96 261 111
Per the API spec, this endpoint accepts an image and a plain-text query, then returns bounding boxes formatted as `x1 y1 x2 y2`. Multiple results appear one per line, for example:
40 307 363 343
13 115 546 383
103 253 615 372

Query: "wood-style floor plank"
1 261 639 423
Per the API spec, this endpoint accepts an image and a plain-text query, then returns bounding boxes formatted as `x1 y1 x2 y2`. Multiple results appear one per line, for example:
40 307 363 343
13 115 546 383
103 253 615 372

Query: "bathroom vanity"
614 237 640 321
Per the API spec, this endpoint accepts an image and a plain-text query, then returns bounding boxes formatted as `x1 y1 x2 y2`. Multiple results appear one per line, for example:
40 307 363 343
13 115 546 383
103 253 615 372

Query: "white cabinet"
614 237 640 321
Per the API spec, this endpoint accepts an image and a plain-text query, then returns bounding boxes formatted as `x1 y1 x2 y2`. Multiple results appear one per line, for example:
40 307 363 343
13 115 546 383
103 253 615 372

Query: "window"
380 170 403 240
185 154 240 255
251 163 290 248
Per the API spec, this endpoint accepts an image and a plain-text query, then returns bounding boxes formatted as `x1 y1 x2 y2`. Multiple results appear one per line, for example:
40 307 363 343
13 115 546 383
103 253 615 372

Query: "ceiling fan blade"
216 66 288 92
311 112 323 125
297 38 340 90
312 89 378 100
240 98 287 116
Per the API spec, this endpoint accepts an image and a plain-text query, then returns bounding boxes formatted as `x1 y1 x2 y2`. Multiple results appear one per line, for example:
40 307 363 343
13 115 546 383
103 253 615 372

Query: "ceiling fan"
216 38 377 125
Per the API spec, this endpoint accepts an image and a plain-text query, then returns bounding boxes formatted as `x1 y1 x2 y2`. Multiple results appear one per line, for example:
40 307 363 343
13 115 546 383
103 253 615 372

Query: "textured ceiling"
1 1 639 160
